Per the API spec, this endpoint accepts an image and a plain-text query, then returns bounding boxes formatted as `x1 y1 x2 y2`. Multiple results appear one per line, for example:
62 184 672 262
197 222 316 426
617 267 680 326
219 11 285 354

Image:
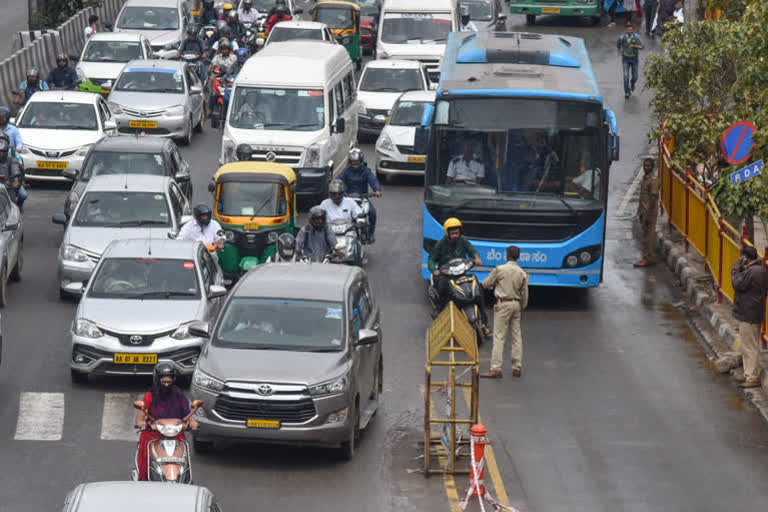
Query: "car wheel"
70 369 88 384
526 14 536 25
338 400 359 460
181 116 193 146
10 240 22 282
193 436 215 453
0 262 8 308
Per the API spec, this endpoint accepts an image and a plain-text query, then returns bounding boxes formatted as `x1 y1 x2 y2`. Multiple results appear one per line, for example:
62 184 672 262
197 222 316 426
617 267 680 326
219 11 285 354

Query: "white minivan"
220 41 358 201
375 0 458 85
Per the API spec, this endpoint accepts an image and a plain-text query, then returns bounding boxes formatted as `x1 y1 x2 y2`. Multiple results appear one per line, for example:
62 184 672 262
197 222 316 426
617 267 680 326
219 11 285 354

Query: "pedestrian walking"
84 14 99 45
731 246 768 388
642 0 658 36
480 245 529 379
634 157 658 267
617 21 643 99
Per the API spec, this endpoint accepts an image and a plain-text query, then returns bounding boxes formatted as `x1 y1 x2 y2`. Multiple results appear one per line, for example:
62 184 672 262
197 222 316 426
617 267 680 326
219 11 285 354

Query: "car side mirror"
175 170 190 181
52 213 68 225
333 117 345 134
357 328 378 345
208 284 227 298
188 321 210 338
62 281 84 294
207 181 215 193
104 119 117 131
3 220 18 231
62 168 78 180
190 84 203 94
373 114 386 124
414 126 428 154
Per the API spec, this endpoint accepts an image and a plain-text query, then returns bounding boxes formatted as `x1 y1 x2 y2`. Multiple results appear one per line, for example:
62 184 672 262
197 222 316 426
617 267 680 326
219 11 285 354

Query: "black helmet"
309 205 327 229
186 26 197 37
56 53 68 64
275 3 288 15
277 232 296 260
220 25 232 38
193 203 213 226
153 362 176 388
236 143 253 161
328 179 344 203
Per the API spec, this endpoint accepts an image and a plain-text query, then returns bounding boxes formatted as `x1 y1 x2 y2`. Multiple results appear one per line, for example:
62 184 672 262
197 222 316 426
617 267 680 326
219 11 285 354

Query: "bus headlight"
563 245 601 268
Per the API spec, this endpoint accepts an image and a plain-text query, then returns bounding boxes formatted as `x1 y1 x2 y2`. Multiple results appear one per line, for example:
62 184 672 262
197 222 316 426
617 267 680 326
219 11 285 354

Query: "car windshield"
73 191 172 227
114 68 185 93
83 40 143 62
229 87 325 131
18 102 97 130
269 27 324 42
218 182 286 217
356 0 379 16
214 298 344 351
314 7 355 29
380 12 451 44
389 99 429 126
117 7 180 30
464 0 493 20
81 151 166 180
88 258 200 299
359 68 423 92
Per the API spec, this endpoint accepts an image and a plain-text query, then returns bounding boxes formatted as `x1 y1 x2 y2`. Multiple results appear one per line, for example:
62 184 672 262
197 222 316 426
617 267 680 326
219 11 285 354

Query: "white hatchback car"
76 32 154 94
265 20 336 45
16 91 116 181
375 90 434 180
357 59 429 137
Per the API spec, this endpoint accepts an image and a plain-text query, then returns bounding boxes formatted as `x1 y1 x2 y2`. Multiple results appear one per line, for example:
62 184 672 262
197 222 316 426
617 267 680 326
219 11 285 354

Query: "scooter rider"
238 0 260 24
201 0 219 25
321 179 361 223
178 203 225 250
0 134 26 211
218 3 235 21
180 27 207 83
227 10 246 44
0 107 22 152
134 363 198 481
13 68 49 106
296 205 338 262
7 169 25 209
46 54 78 90
337 147 381 242
266 3 291 33
268 232 297 262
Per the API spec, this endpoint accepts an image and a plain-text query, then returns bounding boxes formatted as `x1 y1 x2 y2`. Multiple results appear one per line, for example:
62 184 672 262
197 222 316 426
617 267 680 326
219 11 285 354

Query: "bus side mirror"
414 126 428 155
611 135 620 162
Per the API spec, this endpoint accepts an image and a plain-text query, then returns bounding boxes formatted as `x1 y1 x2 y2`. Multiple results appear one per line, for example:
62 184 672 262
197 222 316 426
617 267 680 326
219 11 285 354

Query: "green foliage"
34 0 103 29
645 2 768 220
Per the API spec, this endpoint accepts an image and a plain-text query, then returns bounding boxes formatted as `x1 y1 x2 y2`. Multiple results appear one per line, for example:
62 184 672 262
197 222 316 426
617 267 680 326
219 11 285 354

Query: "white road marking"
101 392 141 441
14 392 65 441
617 166 645 215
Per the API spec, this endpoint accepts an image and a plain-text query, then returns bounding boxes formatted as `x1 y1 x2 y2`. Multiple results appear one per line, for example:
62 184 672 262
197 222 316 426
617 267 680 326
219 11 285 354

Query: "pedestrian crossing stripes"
12 391 143 442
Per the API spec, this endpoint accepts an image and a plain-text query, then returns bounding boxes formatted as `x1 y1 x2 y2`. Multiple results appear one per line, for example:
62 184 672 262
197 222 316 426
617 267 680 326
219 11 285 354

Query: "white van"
376 0 458 85
221 41 358 200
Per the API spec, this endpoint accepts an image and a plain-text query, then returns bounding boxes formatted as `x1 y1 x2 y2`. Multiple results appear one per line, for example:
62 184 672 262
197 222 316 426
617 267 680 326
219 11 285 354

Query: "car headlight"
63 245 90 262
309 376 347 396
20 145 30 155
76 67 86 81
107 101 123 114
75 143 94 157
74 319 103 338
305 142 323 167
171 322 195 340
378 133 395 152
192 370 224 392
166 105 185 116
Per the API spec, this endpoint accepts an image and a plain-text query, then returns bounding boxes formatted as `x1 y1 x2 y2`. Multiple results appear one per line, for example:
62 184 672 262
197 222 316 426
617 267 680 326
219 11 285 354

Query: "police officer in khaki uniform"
634 158 659 267
480 245 529 378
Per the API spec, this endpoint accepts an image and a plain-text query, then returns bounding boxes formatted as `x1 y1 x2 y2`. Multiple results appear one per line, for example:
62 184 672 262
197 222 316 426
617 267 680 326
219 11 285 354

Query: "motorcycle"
347 193 374 245
328 217 364 266
131 399 202 484
428 258 487 344
210 67 235 128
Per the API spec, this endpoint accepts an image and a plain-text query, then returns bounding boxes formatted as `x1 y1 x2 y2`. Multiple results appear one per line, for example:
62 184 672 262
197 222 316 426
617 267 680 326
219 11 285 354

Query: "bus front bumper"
509 4 600 16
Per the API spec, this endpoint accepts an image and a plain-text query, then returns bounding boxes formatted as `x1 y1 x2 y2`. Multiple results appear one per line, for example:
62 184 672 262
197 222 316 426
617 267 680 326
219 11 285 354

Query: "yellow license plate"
247 419 281 429
113 353 158 364
408 155 426 163
244 223 260 230
36 161 68 170
541 7 560 13
128 120 157 128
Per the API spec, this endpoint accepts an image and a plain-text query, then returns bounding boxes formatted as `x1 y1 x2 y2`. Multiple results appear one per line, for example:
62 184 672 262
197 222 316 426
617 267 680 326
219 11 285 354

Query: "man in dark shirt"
731 246 768 388
47 54 78 90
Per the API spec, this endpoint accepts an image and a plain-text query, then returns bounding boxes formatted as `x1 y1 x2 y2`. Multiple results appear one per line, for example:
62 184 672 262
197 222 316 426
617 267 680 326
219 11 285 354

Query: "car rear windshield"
83 40 143 62
115 69 184 93
117 6 180 30
82 151 166 180
18 102 97 130
74 191 171 227
359 68 423 92
89 258 200 299
214 298 344 351
269 27 324 42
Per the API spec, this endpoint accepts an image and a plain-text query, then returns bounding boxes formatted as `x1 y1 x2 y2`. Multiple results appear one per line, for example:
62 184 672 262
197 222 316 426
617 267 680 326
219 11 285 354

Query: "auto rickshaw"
209 161 297 280
312 1 362 70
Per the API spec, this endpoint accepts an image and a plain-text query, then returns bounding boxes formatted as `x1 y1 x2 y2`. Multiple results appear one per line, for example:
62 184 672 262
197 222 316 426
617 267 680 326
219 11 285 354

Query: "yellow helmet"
223 3 233 8
443 217 462 235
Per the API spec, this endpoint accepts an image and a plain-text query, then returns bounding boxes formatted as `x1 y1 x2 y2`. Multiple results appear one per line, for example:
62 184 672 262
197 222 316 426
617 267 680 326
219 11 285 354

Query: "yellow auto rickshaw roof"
213 162 296 186
314 1 360 10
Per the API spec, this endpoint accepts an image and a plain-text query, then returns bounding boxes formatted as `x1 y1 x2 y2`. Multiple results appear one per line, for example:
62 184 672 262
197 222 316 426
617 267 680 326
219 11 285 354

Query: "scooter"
428 258 487 344
131 399 202 484
210 67 235 128
347 193 374 245
328 217 364 266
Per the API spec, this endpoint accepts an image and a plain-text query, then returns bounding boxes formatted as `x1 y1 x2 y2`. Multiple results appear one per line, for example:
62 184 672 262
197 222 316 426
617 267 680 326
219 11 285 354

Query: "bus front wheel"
526 14 536 25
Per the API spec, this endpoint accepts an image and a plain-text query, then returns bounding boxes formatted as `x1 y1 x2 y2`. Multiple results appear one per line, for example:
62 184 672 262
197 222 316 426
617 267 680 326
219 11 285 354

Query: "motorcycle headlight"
75 143 94 157
63 245 90 262
166 105 185 117
309 376 347 396
378 133 395 152
304 142 323 168
171 322 194 340
156 423 184 437
107 101 123 114
192 370 224 392
74 319 103 338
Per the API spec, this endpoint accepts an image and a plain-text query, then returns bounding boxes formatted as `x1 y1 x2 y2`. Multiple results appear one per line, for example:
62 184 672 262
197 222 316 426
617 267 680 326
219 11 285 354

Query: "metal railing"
658 135 768 344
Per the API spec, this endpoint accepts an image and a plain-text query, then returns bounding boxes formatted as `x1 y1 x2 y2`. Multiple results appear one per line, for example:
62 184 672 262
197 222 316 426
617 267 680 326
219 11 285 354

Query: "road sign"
721 121 757 165
730 160 763 185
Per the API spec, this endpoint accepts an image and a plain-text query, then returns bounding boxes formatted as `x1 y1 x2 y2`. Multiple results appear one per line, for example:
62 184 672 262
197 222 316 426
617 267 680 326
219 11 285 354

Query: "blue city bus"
418 31 619 287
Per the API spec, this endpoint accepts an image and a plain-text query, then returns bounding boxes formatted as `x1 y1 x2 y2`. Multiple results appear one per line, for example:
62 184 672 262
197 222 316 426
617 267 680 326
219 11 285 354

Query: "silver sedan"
107 59 204 145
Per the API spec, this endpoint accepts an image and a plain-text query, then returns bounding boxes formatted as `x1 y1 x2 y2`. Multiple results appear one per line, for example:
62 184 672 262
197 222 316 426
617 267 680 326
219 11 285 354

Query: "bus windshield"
425 98 605 206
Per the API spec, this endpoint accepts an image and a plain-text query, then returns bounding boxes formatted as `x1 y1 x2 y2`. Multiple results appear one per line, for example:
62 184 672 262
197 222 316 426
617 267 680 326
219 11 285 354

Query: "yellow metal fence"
658 137 767 344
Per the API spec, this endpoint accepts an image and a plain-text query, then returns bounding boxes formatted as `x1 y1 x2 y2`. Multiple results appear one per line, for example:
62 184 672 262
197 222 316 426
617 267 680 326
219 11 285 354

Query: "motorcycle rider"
238 0 260 24
234 47 249 71
428 217 490 332
337 147 381 242
13 68 49 106
7 169 25 209
459 4 478 32
134 363 198 481
209 38 237 72
266 0 288 20
180 27 207 83
178 203 225 250
218 3 235 20
227 10 246 44
0 134 26 210
0 107 22 152
321 179 361 223
266 3 291 34
296 206 338 262
201 0 219 25
268 232 297 262
212 24 240 50
46 54 78 90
